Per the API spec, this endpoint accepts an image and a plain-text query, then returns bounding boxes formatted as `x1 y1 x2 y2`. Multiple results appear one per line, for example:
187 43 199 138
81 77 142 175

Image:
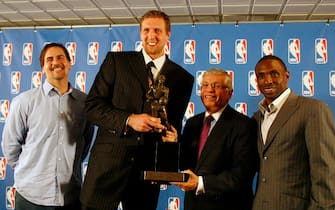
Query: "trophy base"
142 170 188 182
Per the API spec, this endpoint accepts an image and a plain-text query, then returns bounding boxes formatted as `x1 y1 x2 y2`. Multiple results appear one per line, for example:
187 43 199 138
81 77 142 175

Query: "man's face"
140 17 170 60
42 46 71 84
255 59 290 104
200 74 232 114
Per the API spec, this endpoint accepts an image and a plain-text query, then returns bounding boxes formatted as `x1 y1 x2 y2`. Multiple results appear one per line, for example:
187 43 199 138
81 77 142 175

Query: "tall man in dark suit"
80 10 194 210
171 68 258 210
252 55 335 210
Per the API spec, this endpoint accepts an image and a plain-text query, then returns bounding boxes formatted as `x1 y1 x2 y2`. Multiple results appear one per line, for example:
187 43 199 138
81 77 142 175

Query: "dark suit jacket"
180 105 258 210
252 92 335 210
80 51 194 210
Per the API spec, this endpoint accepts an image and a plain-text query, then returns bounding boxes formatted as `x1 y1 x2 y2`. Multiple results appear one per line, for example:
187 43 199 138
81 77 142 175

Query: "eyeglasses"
201 82 227 89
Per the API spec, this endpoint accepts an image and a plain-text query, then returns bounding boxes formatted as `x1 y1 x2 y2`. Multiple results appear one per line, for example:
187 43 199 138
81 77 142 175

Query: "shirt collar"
205 105 227 122
43 80 73 96
142 50 166 71
259 88 291 114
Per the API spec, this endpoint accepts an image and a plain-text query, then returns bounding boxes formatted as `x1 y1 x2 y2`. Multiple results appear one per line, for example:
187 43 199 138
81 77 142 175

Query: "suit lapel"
196 106 232 169
263 93 299 150
128 52 151 90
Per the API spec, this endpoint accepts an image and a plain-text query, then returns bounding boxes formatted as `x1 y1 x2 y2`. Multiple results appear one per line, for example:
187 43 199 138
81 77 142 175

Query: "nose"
264 74 273 84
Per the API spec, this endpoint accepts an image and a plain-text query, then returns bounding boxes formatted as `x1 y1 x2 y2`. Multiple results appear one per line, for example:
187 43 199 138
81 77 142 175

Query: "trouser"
15 191 81 210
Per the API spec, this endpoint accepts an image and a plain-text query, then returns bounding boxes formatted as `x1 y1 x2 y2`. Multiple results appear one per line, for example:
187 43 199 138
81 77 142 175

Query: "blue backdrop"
0 22 334 210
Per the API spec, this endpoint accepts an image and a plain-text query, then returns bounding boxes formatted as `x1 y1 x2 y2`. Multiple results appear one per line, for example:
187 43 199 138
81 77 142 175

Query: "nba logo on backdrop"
288 38 300 64
330 71 335 96
87 42 99 65
184 40 196 64
227 70 234 90
261 39 273 56
235 102 247 115
111 41 122 52
0 100 10 122
302 71 314 96
22 43 33 65
164 41 171 58
315 38 327 64
196 71 205 96
11 71 21 94
66 42 76 65
248 71 260 96
135 41 142 51
0 157 7 180
235 39 247 64
6 186 15 209
168 197 180 210
183 102 194 127
75 71 86 93
209 39 221 64
31 71 42 89
3 43 13 66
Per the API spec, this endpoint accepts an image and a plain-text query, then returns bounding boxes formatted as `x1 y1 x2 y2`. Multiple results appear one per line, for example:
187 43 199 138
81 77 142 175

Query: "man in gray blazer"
80 10 194 210
252 55 335 210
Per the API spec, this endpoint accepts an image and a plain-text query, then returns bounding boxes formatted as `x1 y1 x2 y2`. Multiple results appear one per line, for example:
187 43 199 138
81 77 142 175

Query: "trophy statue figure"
146 75 171 134
143 74 187 183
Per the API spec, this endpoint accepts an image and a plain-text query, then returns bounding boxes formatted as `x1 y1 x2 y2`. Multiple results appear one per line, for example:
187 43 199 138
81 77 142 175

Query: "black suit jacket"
80 51 194 210
180 105 258 210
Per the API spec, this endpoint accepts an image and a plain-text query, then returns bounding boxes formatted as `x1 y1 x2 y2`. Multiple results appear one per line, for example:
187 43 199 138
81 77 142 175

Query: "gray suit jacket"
252 92 335 210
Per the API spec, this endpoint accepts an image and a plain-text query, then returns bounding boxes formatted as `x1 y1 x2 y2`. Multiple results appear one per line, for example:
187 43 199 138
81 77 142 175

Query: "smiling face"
42 46 71 86
255 57 290 104
200 71 233 114
140 17 170 60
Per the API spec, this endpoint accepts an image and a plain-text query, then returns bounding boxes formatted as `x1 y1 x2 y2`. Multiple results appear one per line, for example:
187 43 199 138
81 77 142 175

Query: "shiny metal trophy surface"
143 75 187 183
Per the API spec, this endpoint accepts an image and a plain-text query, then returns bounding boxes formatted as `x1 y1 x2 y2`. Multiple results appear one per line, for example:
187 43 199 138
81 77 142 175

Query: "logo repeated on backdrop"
227 70 234 90
22 43 33 65
0 157 7 180
3 43 13 66
196 70 205 96
75 71 86 93
183 102 195 127
164 40 171 58
209 39 221 64
111 41 123 52
330 71 335 96
87 42 99 65
302 70 314 96
11 71 21 94
288 38 301 64
248 71 260 96
235 102 247 115
135 41 142 51
184 40 196 64
31 71 42 89
66 42 77 65
6 186 15 210
315 38 327 64
261 39 274 56
0 100 10 122
235 39 247 64
168 197 180 210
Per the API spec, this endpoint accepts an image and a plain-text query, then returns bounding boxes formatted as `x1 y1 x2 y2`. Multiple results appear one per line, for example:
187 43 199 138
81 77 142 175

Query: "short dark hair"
39 43 71 68
140 10 171 33
255 55 288 72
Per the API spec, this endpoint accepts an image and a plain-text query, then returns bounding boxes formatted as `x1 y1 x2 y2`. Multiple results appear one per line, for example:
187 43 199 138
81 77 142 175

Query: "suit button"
263 156 268 160
262 177 266 182
137 137 141 141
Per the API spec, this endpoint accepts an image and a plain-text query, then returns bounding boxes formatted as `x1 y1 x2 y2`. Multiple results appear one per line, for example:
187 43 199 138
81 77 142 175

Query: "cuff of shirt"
195 175 205 195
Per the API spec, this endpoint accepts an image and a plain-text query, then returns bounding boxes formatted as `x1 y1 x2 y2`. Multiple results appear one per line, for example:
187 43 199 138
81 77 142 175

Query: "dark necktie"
198 115 214 159
146 61 155 84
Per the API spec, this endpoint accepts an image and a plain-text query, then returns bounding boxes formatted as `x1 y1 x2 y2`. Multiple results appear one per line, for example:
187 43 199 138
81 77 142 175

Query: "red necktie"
198 115 214 159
